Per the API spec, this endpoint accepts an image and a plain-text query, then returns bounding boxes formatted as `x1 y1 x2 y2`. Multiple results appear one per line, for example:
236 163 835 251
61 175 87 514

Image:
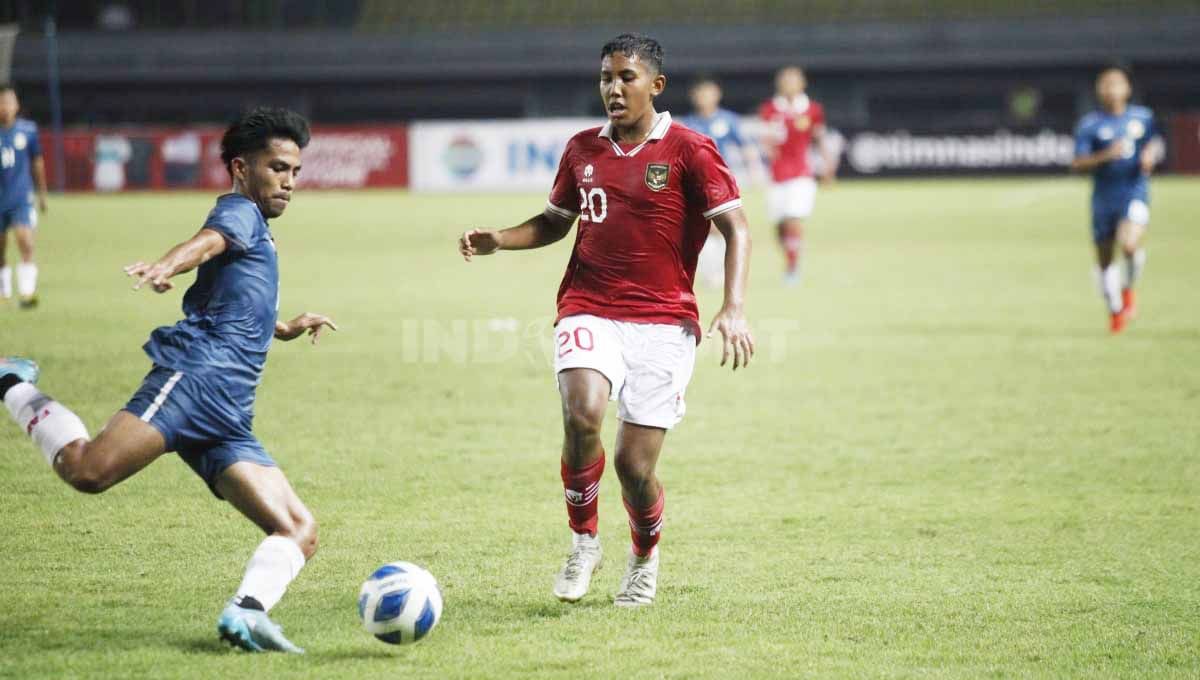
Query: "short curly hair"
220 106 310 176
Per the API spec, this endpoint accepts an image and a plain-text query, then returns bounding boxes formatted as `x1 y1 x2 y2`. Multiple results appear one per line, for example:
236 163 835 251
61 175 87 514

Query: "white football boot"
553 532 603 602
613 547 658 608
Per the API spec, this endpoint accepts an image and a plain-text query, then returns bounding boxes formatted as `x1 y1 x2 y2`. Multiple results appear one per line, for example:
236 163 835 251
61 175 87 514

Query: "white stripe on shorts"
140 371 183 422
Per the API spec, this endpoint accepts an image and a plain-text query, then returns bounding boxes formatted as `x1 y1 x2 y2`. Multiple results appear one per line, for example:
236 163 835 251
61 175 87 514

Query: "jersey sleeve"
1073 118 1095 157
686 137 742 220
544 141 580 221
26 124 41 157
203 201 260 253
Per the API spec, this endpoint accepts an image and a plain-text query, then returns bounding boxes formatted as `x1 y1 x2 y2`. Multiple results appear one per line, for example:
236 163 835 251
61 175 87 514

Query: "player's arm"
275 313 338 344
708 208 756 370
122 227 227 293
1140 136 1165 176
458 210 575 261
31 155 48 213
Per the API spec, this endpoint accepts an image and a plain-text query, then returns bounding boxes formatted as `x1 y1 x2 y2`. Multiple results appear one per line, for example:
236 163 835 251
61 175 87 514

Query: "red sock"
783 237 802 272
623 487 665 557
561 452 604 536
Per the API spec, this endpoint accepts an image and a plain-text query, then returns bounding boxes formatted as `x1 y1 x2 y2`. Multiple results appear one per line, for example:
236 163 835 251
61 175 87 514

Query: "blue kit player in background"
1071 66 1163 333
0 84 49 308
681 76 760 289
1 107 337 653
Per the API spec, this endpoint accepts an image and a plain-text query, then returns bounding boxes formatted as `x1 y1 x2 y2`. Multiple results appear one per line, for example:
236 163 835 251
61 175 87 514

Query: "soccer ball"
358 561 443 644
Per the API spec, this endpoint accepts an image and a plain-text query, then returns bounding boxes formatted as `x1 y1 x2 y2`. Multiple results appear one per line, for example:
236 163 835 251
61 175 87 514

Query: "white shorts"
768 176 817 223
554 314 697 430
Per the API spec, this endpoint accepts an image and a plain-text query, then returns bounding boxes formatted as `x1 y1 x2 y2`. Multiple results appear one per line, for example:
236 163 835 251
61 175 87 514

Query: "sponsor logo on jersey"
582 163 594 183
13 132 26 150
794 115 811 132
644 163 669 191
1126 120 1145 139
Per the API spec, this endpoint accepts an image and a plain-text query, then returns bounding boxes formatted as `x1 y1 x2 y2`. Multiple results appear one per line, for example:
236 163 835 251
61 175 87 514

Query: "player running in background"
0 85 49 308
759 66 836 285
459 34 755 607
1 108 336 653
1071 66 1162 333
681 76 761 289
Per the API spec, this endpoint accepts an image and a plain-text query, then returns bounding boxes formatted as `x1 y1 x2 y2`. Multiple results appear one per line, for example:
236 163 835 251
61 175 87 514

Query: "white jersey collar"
772 94 810 115
599 111 672 157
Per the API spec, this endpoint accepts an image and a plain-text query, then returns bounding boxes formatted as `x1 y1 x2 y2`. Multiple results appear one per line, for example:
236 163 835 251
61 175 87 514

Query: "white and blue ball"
358 561 443 644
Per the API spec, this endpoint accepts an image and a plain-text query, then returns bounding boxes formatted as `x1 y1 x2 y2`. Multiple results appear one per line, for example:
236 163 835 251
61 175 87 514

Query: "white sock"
4 383 90 465
1094 265 1123 314
16 262 36 297
0 266 11 298
234 535 306 612
1124 248 1146 289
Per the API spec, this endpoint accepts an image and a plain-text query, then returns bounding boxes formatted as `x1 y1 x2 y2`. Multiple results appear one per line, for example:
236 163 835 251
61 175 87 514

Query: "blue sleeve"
1073 118 1094 158
725 112 746 146
26 125 41 157
203 200 259 253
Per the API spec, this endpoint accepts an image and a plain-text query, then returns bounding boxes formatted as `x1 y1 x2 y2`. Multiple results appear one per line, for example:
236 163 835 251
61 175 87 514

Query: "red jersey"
759 95 825 182
546 112 742 338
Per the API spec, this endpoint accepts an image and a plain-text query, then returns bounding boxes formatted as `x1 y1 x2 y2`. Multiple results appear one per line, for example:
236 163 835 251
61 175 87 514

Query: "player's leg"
1091 207 1125 333
12 223 36 307
551 315 624 602
778 217 805 284
1 360 166 492
1116 203 1149 319
0 216 11 301
213 458 314 653
611 322 695 607
613 421 666 608
553 367 611 602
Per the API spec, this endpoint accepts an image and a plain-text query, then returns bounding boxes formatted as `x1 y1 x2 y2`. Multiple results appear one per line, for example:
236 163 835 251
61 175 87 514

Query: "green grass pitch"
1 177 1197 678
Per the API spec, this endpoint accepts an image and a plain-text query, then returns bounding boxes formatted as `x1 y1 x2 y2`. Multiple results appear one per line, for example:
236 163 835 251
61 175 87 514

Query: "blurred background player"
1071 66 1162 333
759 66 836 285
681 76 761 289
0 84 48 308
0 108 337 653
459 34 755 608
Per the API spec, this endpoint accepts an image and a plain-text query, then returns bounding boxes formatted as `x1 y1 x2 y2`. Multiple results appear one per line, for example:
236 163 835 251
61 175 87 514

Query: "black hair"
220 106 310 176
1099 63 1133 83
601 33 664 74
690 74 719 91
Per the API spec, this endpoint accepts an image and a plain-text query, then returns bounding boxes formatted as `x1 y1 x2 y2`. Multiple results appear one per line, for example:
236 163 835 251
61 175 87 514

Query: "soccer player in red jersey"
458 34 754 607
759 66 836 285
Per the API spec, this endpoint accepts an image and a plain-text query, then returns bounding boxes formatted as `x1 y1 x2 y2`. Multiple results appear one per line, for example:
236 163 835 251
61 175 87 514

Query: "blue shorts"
0 202 37 231
123 365 275 498
1092 197 1150 244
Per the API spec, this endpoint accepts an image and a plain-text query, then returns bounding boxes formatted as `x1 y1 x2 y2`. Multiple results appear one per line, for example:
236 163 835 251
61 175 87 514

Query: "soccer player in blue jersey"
1 107 336 653
681 76 759 288
1071 66 1163 333
0 85 49 308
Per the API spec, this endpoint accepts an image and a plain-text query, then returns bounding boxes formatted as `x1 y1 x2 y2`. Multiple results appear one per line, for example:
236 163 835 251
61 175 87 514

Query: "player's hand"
1139 150 1157 175
124 261 175 293
819 172 837 187
707 305 755 371
459 229 501 261
278 312 338 344
1100 143 1126 162
37 194 48 214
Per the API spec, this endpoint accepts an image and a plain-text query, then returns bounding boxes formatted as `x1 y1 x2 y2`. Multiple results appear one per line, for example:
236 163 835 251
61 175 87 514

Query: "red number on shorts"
573 327 594 351
558 327 595 357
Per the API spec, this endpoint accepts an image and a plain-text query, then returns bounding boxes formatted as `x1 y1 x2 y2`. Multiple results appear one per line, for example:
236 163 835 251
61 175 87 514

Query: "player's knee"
562 399 605 439
58 450 115 495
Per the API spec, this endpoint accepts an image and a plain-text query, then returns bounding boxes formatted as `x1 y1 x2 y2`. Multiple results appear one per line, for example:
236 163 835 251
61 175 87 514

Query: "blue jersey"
680 108 747 166
143 194 279 411
1074 105 1157 208
0 118 41 209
